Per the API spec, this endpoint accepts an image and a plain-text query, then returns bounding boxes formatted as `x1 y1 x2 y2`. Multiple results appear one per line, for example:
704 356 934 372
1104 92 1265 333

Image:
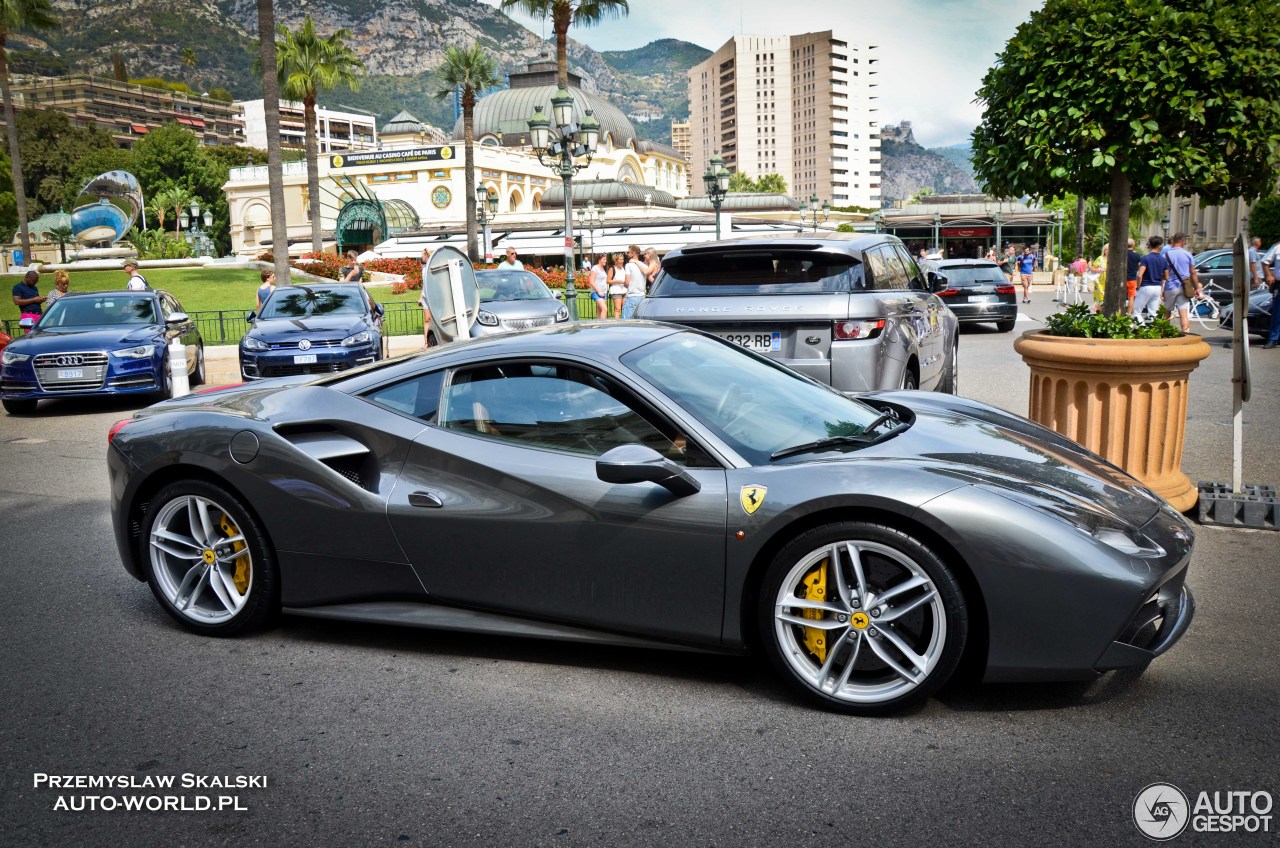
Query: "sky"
479 0 1045 148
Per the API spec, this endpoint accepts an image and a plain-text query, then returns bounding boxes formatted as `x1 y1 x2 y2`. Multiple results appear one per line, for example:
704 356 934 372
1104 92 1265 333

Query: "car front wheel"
141 480 278 636
2 397 37 415
759 522 967 714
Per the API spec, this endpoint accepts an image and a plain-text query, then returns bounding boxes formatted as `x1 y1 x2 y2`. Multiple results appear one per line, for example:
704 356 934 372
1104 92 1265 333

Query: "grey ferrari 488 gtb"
108 322 1194 714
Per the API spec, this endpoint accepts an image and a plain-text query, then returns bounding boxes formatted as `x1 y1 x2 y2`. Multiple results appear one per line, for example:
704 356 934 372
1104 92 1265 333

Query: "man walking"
1249 236 1263 290
1262 240 1280 349
1018 246 1036 303
1125 238 1141 315
1162 232 1200 333
123 261 148 291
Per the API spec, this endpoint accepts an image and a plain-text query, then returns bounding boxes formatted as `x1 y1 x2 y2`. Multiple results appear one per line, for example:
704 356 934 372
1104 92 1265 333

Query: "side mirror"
595 444 700 497
245 311 256 323
18 317 35 330
166 311 189 325
373 302 385 317
929 274 947 292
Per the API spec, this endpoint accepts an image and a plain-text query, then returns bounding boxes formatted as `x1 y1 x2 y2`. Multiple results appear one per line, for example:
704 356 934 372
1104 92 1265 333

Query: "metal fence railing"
2 294 605 344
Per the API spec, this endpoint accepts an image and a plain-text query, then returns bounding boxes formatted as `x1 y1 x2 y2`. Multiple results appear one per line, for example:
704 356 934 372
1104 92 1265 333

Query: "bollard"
168 337 190 398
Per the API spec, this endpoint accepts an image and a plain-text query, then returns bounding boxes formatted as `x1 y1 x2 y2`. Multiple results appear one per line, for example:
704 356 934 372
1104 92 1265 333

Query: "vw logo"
298 339 311 351
53 354 85 367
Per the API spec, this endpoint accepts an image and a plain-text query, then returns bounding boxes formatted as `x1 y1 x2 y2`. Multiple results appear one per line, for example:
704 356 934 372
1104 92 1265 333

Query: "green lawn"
3 267 421 322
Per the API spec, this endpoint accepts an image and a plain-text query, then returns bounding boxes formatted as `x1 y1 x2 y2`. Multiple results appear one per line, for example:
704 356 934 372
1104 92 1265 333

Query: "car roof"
932 259 1000 267
663 232 894 262
57 288 161 298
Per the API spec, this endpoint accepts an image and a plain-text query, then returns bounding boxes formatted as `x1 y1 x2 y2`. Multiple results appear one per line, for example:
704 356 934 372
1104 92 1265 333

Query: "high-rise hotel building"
688 31 880 208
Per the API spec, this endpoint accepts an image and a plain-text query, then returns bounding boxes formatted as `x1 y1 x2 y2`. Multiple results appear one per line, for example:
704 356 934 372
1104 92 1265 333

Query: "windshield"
260 287 368 319
622 332 885 464
476 271 554 302
933 264 1007 286
39 295 157 327
650 250 862 297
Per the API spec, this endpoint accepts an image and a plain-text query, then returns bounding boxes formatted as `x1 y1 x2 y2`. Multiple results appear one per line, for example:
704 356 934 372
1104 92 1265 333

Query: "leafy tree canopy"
972 0 1280 205
14 110 116 217
727 171 789 194
1251 196 1280 246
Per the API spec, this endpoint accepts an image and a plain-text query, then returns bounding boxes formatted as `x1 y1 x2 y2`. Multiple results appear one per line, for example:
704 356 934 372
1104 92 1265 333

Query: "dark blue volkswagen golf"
240 284 386 380
1 289 203 415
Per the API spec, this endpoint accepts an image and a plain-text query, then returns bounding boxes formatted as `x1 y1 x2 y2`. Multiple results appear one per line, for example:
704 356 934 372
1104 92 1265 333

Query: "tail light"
937 289 959 297
108 419 132 443
833 319 886 340
996 285 1016 295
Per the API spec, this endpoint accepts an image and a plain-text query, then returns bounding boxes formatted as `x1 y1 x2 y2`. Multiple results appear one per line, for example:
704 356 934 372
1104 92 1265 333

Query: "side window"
364 370 445 423
879 247 911 290
158 294 176 318
440 361 713 466
861 247 889 291
893 245 927 289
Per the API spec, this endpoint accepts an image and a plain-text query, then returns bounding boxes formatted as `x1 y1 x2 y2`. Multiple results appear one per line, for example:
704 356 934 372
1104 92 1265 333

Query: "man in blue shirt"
1162 232 1200 332
11 269 45 328
1133 236 1169 321
1018 247 1036 303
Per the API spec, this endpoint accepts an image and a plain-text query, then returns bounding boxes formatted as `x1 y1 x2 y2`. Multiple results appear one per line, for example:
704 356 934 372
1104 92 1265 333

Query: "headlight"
983 485 1165 558
555 305 570 322
342 330 372 347
476 310 499 327
242 336 269 351
110 344 155 359
2 350 30 365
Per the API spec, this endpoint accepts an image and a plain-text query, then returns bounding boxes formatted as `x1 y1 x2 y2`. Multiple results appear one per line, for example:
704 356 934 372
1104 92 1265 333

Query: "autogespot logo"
1134 783 1190 840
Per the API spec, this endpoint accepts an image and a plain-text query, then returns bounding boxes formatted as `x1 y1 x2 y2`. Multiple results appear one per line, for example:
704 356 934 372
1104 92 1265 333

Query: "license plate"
57 369 84 379
719 332 781 352
968 295 999 303
293 354 318 364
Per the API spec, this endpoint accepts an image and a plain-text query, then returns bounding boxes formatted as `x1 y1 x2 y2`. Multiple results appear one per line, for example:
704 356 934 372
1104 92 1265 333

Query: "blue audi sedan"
1 289 203 415
240 284 386 380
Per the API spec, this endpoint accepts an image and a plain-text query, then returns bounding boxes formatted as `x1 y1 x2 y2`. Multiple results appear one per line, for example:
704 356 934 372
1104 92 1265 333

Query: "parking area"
1 294 1277 846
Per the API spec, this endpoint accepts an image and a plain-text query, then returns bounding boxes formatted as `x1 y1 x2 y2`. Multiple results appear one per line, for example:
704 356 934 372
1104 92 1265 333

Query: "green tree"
146 184 180 232
1250 196 1280 246
436 44 500 261
756 172 787 194
727 170 754 192
111 50 127 81
0 0 59 258
15 109 115 217
972 0 1280 315
499 0 629 88
45 222 71 262
207 86 234 103
180 47 197 70
272 15 365 254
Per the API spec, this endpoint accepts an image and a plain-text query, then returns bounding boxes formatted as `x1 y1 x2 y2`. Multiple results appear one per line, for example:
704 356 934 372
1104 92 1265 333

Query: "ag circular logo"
1134 783 1190 840
297 339 311 351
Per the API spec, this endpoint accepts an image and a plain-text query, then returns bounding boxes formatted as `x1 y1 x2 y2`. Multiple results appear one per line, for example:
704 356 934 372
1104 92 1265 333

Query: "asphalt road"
2 295 1278 847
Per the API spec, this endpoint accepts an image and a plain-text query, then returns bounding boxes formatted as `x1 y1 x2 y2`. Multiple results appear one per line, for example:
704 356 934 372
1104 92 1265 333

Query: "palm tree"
256 0 290 284
168 186 198 235
0 0 59 261
146 187 177 233
180 47 196 70
499 0 628 88
274 15 365 254
45 222 71 263
436 45 499 262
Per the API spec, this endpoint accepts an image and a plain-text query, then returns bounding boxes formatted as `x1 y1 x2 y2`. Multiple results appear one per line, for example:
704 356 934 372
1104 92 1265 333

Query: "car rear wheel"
759 522 967 714
939 342 959 394
155 353 173 400
900 366 918 391
141 480 278 636
996 318 1016 333
2 397 37 415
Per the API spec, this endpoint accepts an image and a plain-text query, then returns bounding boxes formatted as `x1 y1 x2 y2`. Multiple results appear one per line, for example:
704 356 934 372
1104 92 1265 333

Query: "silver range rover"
635 234 959 393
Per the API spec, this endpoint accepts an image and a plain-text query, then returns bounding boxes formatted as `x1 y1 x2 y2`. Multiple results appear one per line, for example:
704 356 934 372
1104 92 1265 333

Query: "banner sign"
329 146 456 169
941 227 993 237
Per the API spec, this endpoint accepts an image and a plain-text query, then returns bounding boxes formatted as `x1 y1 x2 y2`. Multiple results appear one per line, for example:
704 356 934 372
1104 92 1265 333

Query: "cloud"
478 0 1045 147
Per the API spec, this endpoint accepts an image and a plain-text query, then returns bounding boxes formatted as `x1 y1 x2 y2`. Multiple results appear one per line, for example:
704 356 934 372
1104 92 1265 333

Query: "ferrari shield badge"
739 484 767 515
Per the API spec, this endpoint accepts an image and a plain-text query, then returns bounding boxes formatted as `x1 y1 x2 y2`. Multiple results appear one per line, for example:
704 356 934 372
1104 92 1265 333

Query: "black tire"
3 397 37 415
155 353 173 400
938 341 959 394
900 366 918 391
996 318 1016 333
190 344 206 386
426 330 439 348
140 479 279 636
758 521 968 715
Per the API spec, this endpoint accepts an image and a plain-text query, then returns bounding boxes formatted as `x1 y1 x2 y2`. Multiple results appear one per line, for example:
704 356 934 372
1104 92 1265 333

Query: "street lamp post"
703 153 730 240
1161 215 1171 240
1099 202 1110 248
932 213 941 253
575 199 605 270
527 86 600 319
179 202 215 257
474 184 498 262
798 194 831 232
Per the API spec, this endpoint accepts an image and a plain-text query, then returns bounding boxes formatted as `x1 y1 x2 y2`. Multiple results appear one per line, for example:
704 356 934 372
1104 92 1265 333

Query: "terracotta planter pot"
1013 331 1212 511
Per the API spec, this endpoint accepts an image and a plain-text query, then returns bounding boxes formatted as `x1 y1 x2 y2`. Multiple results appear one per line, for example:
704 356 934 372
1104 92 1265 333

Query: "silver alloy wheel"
773 540 946 705
149 494 253 625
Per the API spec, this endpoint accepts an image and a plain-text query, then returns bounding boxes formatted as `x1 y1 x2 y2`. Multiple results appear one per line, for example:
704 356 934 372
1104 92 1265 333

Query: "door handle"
408 491 443 508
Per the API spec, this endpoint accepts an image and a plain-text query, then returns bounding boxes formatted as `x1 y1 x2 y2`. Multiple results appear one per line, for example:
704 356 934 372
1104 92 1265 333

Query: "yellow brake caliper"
219 513 250 593
801 559 828 663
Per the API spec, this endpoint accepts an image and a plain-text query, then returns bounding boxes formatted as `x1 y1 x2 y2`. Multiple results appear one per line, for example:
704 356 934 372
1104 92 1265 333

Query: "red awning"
131 124 149 134
177 117 194 126
189 118 206 128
